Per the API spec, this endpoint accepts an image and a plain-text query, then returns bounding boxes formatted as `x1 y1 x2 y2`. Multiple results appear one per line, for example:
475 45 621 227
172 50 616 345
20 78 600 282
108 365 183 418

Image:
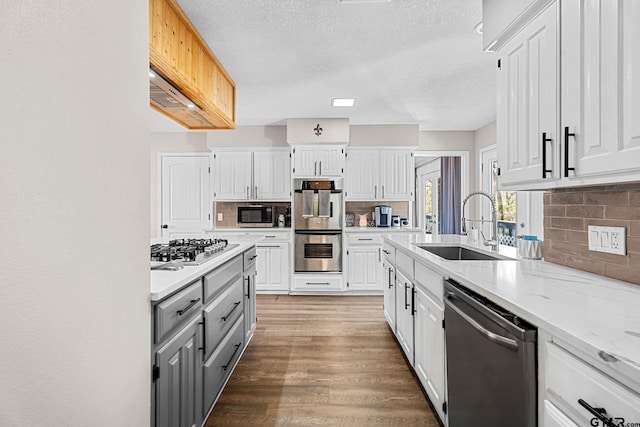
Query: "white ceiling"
151 0 497 132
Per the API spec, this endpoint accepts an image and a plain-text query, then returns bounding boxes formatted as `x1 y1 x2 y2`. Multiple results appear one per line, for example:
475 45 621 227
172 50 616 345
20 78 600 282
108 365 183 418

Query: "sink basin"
417 245 510 261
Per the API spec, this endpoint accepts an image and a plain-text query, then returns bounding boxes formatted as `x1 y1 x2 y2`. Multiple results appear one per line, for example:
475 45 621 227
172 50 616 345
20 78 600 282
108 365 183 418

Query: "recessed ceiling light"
473 22 483 35
149 71 156 78
186 103 196 109
331 97 356 107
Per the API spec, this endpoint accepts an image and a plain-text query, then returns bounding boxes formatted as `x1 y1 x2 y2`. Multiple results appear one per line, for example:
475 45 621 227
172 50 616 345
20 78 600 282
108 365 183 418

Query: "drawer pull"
176 298 200 316
598 350 618 363
383 249 391 255
358 238 374 241
307 282 330 285
249 255 257 261
222 343 242 371
221 301 241 321
577 399 617 427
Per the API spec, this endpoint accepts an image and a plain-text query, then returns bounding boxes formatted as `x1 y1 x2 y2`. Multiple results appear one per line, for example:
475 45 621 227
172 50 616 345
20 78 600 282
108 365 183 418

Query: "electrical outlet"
588 226 626 255
217 212 223 222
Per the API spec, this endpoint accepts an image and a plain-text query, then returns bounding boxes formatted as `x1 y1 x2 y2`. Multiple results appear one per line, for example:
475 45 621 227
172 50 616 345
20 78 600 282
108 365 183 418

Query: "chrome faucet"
461 191 499 249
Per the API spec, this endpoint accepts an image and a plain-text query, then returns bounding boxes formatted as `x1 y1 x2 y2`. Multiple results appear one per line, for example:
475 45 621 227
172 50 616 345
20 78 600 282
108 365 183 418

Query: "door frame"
415 159 440 234
157 152 214 238
414 150 469 230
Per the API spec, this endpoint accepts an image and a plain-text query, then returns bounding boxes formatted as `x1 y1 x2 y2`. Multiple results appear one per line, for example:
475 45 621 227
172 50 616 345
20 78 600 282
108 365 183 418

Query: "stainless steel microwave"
237 205 275 227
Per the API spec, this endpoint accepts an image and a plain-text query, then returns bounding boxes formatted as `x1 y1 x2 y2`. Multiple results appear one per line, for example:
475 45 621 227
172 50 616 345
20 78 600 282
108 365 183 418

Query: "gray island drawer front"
243 246 257 271
203 315 245 414
204 276 244 358
203 255 243 303
155 281 202 343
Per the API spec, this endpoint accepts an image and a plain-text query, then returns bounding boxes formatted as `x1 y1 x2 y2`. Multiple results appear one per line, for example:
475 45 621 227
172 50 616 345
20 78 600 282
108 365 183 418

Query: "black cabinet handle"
564 126 576 177
578 399 617 427
404 283 410 309
221 301 241 321
161 224 168 229
542 132 553 178
176 298 200 316
388 268 393 289
411 288 416 316
222 343 242 371
383 249 391 255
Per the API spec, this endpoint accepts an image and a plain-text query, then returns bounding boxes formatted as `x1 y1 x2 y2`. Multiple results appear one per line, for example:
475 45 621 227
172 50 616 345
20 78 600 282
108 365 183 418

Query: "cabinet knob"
161 224 168 229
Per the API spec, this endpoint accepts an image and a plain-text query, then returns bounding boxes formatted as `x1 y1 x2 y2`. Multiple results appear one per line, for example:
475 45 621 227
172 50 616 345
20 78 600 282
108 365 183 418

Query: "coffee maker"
375 205 392 227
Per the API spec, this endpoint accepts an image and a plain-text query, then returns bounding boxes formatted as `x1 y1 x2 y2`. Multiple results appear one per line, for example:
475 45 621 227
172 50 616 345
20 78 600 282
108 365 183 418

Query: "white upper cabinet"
495 0 640 189
214 149 291 201
497 2 558 188
291 145 345 177
345 149 414 201
562 0 640 183
345 150 379 199
214 151 252 200
380 150 414 200
253 151 291 200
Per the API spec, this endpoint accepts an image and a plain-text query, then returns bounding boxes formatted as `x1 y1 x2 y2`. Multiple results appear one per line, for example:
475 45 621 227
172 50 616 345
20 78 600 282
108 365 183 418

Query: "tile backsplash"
543 183 640 285
215 202 291 228
345 201 410 226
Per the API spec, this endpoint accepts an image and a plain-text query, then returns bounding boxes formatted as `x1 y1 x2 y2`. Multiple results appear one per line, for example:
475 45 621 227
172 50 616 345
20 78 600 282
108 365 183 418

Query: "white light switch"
588 226 626 255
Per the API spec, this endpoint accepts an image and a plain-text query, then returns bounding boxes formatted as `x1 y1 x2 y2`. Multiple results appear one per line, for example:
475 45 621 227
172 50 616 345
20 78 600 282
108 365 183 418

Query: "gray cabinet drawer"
203 276 244 358
203 255 243 304
155 281 202 343
203 315 245 414
243 246 257 271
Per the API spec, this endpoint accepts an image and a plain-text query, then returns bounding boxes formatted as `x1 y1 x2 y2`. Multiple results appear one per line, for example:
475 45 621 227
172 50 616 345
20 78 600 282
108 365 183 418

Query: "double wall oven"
294 179 343 273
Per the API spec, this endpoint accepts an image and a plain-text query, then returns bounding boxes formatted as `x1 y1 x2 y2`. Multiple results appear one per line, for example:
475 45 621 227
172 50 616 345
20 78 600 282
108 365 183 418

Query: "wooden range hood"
149 0 235 130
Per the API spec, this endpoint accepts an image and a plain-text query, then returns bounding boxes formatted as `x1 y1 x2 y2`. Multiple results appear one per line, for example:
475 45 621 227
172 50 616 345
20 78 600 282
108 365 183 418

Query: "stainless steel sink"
417 245 511 261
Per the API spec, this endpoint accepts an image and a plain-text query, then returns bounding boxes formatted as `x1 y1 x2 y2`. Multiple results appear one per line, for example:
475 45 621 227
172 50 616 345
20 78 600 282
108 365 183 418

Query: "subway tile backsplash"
543 183 640 285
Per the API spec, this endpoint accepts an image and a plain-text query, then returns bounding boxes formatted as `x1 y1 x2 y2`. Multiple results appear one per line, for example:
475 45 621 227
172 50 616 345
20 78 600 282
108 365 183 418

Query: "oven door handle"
294 230 342 235
445 295 519 351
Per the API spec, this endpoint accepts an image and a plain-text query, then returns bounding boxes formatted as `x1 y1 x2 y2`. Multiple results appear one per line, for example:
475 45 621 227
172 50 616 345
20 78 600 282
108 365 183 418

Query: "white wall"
350 124 419 146
0 2 150 426
207 125 287 148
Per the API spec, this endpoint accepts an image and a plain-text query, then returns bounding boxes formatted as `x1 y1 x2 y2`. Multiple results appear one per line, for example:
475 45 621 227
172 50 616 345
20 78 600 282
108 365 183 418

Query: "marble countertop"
344 226 423 233
384 233 640 375
150 236 261 301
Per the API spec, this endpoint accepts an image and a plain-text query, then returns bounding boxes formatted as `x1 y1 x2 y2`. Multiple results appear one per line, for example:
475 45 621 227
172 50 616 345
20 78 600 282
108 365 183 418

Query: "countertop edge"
150 238 260 302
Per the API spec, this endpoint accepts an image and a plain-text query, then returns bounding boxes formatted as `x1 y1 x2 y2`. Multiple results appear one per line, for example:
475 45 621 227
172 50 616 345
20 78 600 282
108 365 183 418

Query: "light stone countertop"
150 236 261 301
344 226 423 233
385 233 640 378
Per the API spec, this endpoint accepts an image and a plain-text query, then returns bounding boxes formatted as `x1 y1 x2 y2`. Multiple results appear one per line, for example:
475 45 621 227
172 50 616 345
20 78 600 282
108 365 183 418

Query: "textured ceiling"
152 0 497 131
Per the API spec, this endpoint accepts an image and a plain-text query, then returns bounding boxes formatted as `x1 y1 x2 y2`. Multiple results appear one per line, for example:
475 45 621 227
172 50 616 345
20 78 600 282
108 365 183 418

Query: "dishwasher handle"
445 292 519 351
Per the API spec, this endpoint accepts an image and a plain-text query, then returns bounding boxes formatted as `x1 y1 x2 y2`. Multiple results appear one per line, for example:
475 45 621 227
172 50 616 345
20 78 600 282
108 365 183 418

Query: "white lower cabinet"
255 242 290 292
542 339 640 427
382 259 396 331
384 245 448 426
414 283 446 423
543 400 578 427
394 269 414 365
346 246 381 291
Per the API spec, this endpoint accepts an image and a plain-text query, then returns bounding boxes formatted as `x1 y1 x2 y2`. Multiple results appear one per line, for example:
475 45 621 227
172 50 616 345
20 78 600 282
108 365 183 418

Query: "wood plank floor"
204 295 439 426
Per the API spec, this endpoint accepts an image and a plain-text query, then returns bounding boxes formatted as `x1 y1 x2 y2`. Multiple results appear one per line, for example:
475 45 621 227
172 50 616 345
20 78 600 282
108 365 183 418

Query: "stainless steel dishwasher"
444 279 537 427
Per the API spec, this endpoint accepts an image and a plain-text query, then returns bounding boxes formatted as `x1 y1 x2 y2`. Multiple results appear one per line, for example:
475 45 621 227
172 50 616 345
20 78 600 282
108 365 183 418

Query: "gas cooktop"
150 239 239 270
